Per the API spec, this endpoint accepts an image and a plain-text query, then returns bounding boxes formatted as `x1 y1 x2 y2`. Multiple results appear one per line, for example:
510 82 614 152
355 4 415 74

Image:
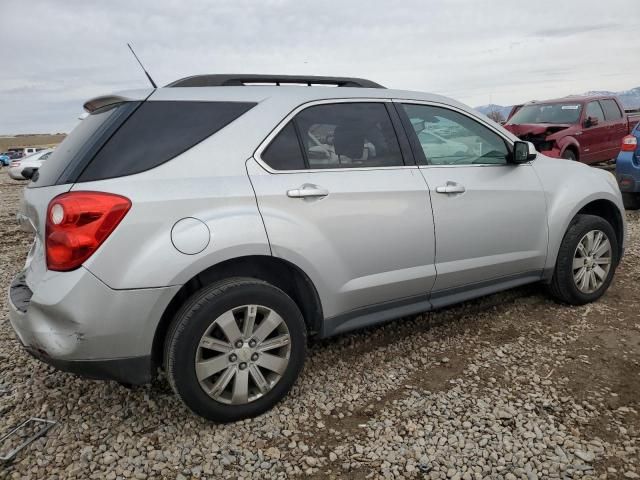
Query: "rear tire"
549 214 618 305
561 150 577 161
622 192 640 210
165 278 306 422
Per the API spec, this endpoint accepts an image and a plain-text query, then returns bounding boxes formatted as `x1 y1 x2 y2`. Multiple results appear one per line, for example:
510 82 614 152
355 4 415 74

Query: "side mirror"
584 116 599 128
21 167 37 180
512 141 536 164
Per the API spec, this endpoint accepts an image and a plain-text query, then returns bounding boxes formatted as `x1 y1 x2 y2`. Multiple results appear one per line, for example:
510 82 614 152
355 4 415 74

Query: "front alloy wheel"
572 230 612 294
549 214 618 305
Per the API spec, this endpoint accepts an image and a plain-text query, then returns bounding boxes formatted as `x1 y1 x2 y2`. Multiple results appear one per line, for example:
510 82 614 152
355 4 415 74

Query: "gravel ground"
1 170 639 479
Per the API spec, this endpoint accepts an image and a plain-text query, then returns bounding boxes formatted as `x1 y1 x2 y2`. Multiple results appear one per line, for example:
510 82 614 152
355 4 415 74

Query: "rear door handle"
287 184 329 198
435 181 466 194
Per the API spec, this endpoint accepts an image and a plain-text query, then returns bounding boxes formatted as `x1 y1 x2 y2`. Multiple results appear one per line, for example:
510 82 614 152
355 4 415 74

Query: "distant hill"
476 86 640 118
0 133 66 152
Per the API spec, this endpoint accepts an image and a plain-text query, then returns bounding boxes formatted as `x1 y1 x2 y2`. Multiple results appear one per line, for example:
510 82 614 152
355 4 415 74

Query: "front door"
397 102 548 305
247 100 436 320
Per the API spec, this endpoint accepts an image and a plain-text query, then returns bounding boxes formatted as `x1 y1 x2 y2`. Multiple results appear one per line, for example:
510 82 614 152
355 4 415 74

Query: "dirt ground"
0 170 638 479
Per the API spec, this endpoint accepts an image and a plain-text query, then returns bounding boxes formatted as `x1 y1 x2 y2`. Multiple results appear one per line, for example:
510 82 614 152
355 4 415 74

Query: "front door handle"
287 184 329 198
435 181 466 194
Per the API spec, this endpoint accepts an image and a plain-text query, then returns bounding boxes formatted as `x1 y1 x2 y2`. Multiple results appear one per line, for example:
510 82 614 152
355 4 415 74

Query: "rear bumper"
24 347 152 385
616 151 640 193
7 267 181 384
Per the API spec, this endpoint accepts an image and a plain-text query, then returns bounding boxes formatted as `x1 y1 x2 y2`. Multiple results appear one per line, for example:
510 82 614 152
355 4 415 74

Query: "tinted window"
295 103 404 169
403 104 509 165
33 102 138 187
78 101 256 182
601 99 622 120
262 122 305 170
585 101 605 123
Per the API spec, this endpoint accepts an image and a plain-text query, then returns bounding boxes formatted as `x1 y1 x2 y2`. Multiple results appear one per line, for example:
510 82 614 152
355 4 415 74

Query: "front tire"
165 278 306 422
549 214 618 305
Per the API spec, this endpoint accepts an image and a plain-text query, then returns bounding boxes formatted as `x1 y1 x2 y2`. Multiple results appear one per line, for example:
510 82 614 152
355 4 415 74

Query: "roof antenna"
127 43 157 88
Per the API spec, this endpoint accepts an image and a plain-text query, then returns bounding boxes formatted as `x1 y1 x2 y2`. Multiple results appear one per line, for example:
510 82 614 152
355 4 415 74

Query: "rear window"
33 102 139 187
78 101 256 182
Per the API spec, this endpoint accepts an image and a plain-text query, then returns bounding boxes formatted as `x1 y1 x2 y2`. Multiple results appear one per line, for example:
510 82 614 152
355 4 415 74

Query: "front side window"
600 99 622 121
261 102 404 170
585 101 605 123
403 104 509 165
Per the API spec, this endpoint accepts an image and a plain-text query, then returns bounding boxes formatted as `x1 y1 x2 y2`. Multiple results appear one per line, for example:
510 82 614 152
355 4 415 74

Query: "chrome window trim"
253 98 418 174
393 99 517 168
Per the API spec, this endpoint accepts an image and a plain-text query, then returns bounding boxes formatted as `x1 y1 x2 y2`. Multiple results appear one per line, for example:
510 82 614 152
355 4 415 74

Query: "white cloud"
1 0 638 133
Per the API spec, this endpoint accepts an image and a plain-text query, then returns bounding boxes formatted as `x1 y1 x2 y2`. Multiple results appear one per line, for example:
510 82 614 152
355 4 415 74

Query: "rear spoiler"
83 89 155 113
83 95 130 113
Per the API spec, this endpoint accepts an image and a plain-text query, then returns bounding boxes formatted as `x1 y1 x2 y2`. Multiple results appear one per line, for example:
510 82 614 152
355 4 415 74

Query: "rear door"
581 101 608 163
600 98 627 158
396 102 548 305
247 100 436 320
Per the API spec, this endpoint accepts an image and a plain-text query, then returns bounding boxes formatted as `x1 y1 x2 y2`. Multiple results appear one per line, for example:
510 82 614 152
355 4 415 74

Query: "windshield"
507 103 582 125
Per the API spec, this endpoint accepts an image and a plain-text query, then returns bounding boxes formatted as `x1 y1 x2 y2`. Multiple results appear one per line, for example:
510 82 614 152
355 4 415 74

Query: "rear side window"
79 101 256 182
262 122 305 170
601 99 622 120
33 102 139 187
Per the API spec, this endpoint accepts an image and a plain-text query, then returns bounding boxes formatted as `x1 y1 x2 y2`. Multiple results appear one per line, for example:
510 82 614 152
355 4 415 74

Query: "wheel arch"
151 255 324 369
575 199 624 261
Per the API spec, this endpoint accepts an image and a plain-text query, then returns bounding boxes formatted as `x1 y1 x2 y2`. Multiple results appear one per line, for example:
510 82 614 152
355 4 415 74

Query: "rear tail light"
46 192 131 271
621 135 637 152
10 161 20 167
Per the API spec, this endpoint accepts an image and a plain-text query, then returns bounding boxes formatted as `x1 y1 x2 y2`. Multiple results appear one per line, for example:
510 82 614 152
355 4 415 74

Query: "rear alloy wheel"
561 150 576 161
549 214 618 305
165 278 306 422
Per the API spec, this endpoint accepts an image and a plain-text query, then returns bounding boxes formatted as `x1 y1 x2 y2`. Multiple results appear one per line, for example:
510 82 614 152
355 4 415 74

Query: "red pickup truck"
504 95 640 164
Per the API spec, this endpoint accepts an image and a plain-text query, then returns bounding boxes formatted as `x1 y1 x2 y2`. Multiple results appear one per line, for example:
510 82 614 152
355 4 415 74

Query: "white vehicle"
8 148 54 180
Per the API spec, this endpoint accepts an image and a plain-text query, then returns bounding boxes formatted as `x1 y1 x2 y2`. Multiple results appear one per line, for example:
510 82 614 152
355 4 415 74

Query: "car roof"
525 95 618 105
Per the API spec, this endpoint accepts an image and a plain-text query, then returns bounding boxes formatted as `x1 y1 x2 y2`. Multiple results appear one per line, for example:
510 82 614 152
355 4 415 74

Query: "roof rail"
166 74 385 89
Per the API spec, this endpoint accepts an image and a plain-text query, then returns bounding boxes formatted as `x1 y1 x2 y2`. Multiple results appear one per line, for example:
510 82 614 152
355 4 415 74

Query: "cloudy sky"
1 0 639 134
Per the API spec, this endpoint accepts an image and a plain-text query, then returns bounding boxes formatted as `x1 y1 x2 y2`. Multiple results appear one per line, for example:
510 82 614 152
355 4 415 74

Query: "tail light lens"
46 192 131 271
621 135 637 152
10 161 20 167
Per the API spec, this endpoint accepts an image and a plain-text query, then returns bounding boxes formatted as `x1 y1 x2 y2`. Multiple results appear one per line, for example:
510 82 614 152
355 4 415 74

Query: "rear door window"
295 103 404 169
261 122 306 170
601 99 622 121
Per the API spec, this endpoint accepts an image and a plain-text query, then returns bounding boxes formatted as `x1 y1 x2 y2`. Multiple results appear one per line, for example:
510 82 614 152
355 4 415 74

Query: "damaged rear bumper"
7 267 180 385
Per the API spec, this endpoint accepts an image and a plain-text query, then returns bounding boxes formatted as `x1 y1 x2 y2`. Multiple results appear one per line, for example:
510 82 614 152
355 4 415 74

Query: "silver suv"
8 75 626 422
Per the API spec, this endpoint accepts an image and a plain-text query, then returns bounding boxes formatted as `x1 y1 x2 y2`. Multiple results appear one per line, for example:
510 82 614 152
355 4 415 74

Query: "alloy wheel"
572 229 612 294
195 305 291 405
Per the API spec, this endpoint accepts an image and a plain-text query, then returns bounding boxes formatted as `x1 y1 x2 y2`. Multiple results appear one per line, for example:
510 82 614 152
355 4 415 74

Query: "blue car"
0 153 10 167
616 122 640 210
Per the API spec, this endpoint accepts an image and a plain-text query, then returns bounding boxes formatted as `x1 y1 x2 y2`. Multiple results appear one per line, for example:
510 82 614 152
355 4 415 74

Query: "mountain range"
476 86 640 119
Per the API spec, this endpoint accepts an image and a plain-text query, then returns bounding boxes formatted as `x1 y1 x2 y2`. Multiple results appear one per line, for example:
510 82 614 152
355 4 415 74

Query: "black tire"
622 192 640 210
165 278 306 422
549 214 618 305
561 150 577 161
